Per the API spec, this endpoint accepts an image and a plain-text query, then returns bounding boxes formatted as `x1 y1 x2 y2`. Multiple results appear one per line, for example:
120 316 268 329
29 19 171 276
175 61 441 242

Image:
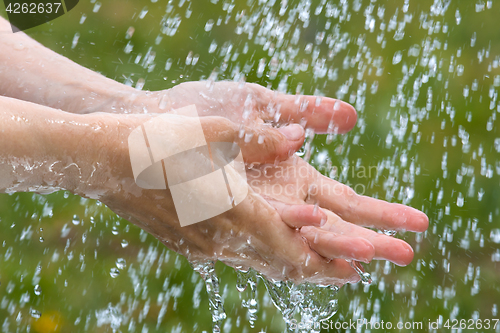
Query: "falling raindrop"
116 258 126 270
30 309 41 319
109 268 120 278
92 2 101 13
34 284 42 296
71 33 80 49
205 19 214 32
138 7 148 19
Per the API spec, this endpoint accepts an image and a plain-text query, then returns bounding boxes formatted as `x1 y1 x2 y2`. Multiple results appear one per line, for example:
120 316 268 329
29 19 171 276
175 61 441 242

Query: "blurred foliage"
0 0 499 332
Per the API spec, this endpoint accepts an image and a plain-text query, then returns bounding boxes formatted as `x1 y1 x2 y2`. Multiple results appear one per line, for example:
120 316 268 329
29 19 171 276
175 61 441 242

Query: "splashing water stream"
191 261 226 333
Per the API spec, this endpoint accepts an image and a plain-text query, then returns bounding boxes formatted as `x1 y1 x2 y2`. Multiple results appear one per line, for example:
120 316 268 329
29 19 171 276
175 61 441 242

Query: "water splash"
235 268 259 328
191 261 226 333
235 268 339 333
349 261 372 285
261 277 339 333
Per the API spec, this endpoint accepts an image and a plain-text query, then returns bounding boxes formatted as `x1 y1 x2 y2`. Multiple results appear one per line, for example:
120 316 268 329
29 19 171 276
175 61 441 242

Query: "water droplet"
205 19 214 32
79 14 86 24
135 78 145 90
392 51 402 64
125 26 135 39
124 41 133 54
208 40 217 53
121 239 129 248
71 33 80 49
116 258 126 270
350 260 372 285
457 192 464 207
34 284 42 296
476 1 485 12
165 58 172 71
30 309 41 318
383 230 397 236
455 9 461 24
185 51 193 65
138 6 148 19
92 1 101 13
110 268 120 278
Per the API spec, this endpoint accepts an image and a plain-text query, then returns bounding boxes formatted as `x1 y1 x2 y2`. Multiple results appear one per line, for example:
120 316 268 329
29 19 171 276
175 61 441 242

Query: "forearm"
0 16 141 114
0 95 189 253
0 95 112 195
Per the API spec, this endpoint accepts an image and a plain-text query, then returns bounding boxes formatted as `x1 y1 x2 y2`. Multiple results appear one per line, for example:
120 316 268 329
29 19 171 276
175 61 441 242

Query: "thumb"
200 117 305 164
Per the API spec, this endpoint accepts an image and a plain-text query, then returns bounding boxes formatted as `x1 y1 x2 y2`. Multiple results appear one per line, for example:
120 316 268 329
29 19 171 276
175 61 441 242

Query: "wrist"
67 82 140 114
78 86 173 115
71 112 152 199
0 99 114 194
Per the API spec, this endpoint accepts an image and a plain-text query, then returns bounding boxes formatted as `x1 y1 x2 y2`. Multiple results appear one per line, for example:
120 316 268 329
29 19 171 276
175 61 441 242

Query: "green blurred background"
0 0 499 332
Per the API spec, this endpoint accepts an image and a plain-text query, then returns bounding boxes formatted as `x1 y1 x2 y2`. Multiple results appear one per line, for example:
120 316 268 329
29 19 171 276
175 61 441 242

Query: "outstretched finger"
309 175 429 233
250 84 357 134
300 226 375 263
269 200 327 229
319 210 415 266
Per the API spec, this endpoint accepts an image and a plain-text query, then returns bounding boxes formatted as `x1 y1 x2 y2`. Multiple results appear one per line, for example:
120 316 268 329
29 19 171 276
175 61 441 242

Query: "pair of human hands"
93 81 428 286
0 15 427 285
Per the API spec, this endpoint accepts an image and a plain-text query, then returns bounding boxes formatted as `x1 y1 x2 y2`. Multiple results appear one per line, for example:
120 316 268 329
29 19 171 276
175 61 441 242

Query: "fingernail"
360 257 372 264
278 124 304 141
319 215 327 227
313 207 327 227
300 225 312 232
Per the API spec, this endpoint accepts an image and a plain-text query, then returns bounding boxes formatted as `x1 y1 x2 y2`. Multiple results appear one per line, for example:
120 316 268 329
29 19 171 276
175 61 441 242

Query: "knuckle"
261 130 283 156
334 184 360 218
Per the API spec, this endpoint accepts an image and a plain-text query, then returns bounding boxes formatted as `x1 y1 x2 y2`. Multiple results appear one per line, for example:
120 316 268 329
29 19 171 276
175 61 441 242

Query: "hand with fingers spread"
247 156 429 268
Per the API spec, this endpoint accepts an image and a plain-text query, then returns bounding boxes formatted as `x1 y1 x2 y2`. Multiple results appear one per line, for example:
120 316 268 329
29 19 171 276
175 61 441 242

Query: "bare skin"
0 17 428 286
